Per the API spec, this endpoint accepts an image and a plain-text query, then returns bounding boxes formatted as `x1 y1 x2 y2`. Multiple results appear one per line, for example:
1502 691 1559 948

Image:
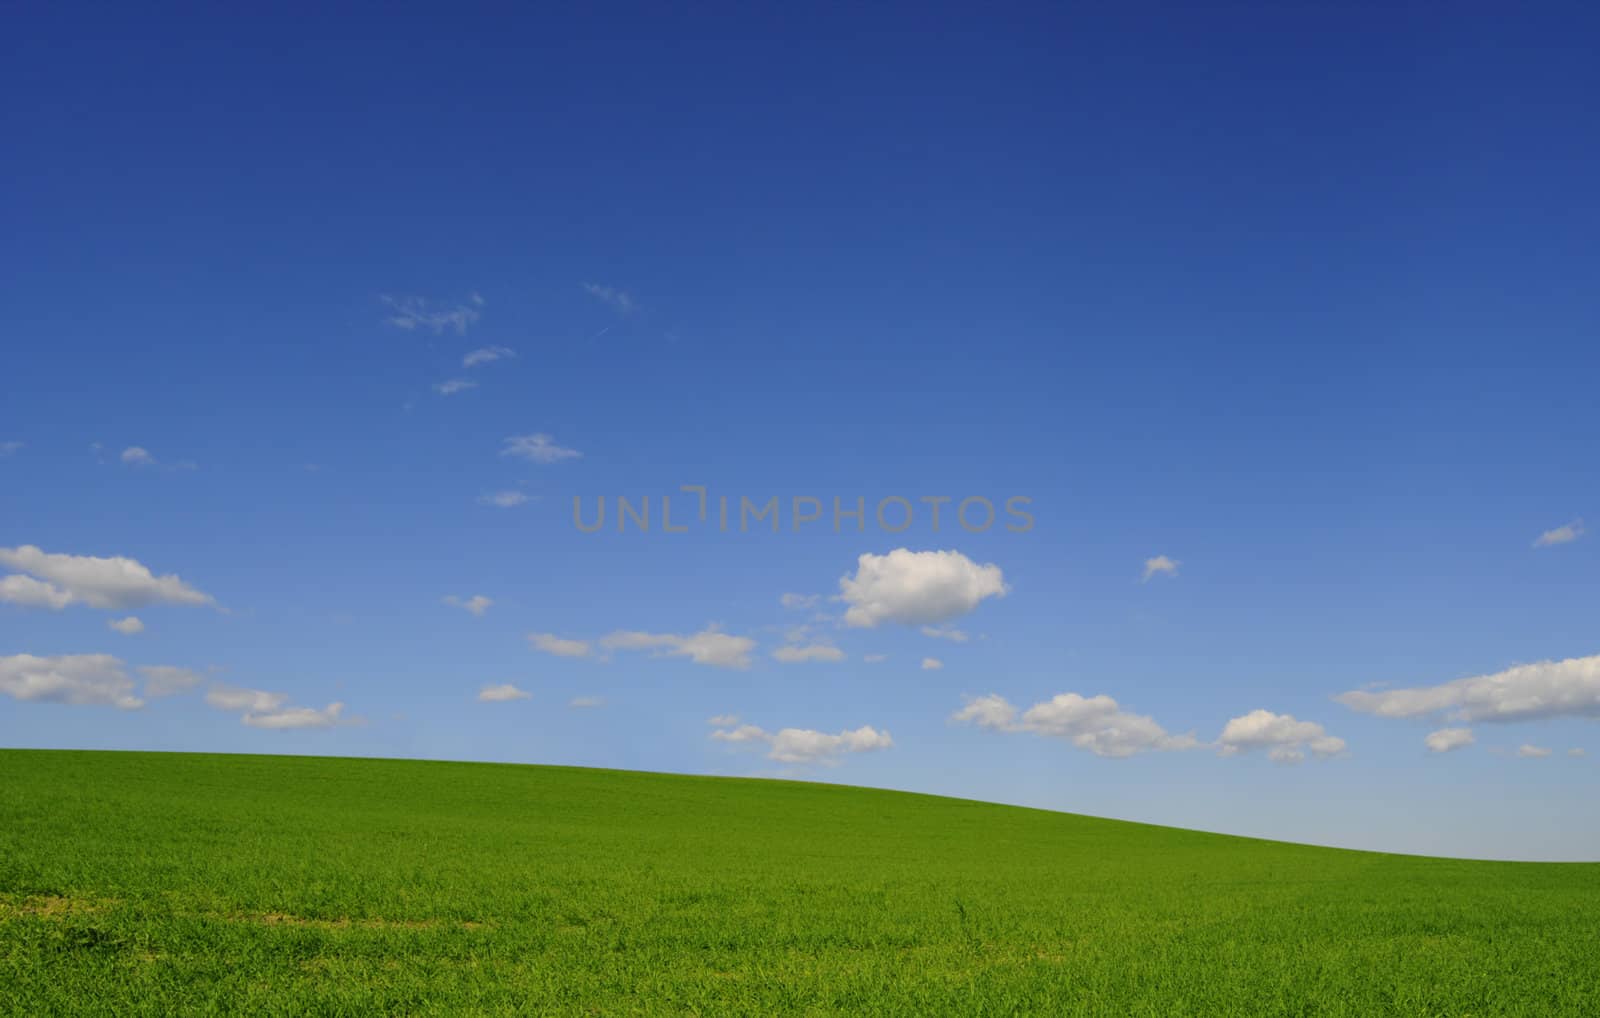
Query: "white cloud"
921 657 944 670
0 574 74 609
952 691 1198 759
206 683 287 713
528 633 592 658
921 625 970 642
463 345 516 368
706 714 740 726
569 696 605 709
0 545 214 611
0 653 143 709
108 616 145 635
1335 653 1600 724
1570 748 1587 758
478 683 530 702
501 433 581 464
1424 727 1475 754
1534 519 1585 548
381 295 481 334
600 626 755 669
780 593 821 610
1216 709 1346 764
479 491 530 508
434 379 478 396
839 549 1008 628
710 721 893 765
582 282 635 315
121 446 155 466
772 644 845 664
1142 555 1180 581
443 594 493 617
1518 744 1552 759
0 440 23 457
139 665 202 697
243 703 345 729
205 683 346 728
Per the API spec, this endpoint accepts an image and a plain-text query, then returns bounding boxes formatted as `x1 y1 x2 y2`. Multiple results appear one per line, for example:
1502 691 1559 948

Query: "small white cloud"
0 545 213 611
920 625 969 642
1216 710 1346 764
1518 744 1552 758
921 657 944 670
772 644 845 664
568 696 605 709
478 683 531 702
582 282 635 315
710 721 893 765
463 345 516 368
839 549 1008 628
501 434 581 464
206 683 287 713
108 616 145 635
479 491 531 508
443 594 493 617
952 691 1198 759
601 626 755 669
121 446 155 466
780 593 821 610
528 633 591 658
244 703 346 729
1424 727 1475 754
434 379 478 396
707 714 740 726
381 295 481 334
1534 519 1585 548
139 665 202 697
1142 555 1180 581
0 653 143 709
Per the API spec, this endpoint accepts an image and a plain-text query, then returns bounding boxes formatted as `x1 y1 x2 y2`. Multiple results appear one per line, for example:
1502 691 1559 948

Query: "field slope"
2 750 1597 1015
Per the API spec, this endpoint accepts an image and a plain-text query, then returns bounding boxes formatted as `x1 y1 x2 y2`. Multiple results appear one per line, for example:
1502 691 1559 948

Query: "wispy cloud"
381 294 482 334
600 626 755 669
921 625 969 642
1424 727 1475 754
478 683 530 703
582 282 635 315
206 682 349 729
443 594 493 617
1534 519 1585 548
921 657 944 670
463 345 516 368
1142 555 1180 581
108 616 145 636
434 379 478 396
479 491 531 508
139 665 202 697
501 434 581 464
1335 653 1600 725
528 633 591 658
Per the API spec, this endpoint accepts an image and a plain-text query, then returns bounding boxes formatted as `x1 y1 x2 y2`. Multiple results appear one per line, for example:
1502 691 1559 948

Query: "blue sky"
3 4 1597 860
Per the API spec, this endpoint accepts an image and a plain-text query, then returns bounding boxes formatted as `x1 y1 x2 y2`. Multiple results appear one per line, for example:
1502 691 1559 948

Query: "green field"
2 750 1596 1015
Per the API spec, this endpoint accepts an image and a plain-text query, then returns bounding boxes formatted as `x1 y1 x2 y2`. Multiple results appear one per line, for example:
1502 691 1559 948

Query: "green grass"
2 750 1596 1016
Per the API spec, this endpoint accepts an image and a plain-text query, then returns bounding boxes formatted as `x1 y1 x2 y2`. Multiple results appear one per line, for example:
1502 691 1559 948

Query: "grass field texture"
2 749 1597 1015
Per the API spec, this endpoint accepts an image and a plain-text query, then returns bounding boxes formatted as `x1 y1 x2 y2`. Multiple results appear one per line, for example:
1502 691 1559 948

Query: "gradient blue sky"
3 4 1597 860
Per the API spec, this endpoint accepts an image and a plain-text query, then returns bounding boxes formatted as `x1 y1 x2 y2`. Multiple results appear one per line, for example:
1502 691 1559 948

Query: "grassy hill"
2 750 1596 1015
